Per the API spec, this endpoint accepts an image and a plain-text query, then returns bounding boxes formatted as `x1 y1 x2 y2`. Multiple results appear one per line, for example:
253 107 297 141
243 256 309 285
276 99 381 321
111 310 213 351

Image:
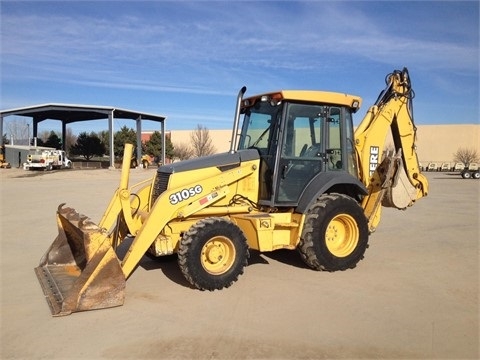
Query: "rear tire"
461 170 471 179
178 217 249 290
472 171 480 179
298 193 369 271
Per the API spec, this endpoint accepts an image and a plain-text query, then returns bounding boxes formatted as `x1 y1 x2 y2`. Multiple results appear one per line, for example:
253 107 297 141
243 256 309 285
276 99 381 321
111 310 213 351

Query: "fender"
296 171 367 214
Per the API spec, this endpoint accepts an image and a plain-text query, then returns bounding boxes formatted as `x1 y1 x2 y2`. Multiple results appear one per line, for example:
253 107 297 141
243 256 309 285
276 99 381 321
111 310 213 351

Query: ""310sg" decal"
169 185 203 205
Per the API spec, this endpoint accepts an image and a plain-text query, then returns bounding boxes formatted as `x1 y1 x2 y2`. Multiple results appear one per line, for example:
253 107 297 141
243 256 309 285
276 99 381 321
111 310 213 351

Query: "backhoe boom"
354 68 428 231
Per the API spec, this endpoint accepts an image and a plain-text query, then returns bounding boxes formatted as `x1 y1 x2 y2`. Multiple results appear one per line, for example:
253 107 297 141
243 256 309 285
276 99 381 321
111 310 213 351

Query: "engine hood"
159 149 259 174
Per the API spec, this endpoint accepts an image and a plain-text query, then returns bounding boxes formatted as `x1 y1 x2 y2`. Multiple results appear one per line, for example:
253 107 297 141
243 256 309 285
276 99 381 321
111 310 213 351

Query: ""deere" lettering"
369 146 380 177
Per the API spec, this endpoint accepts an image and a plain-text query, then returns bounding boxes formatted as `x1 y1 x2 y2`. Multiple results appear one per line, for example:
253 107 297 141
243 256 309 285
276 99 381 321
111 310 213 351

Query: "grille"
151 172 170 205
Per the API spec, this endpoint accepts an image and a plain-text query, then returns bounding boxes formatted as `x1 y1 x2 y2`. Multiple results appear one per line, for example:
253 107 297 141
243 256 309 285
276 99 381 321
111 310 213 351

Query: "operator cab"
237 90 361 208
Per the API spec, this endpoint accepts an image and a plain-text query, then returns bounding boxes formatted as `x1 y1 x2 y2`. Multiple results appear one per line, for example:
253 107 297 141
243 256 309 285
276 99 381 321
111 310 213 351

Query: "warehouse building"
1 102 478 171
162 124 480 170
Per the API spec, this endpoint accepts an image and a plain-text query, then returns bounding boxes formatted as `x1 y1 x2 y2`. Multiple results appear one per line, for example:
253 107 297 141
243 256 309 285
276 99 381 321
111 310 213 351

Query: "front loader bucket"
34 204 126 316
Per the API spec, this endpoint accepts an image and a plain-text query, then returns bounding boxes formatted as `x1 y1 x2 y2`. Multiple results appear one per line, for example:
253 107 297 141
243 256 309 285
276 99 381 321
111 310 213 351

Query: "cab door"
325 107 343 171
275 103 326 205
325 106 357 176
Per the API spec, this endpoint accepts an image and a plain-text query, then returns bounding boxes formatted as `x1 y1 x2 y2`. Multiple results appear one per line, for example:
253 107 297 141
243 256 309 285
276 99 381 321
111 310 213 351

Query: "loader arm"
119 159 259 278
97 144 152 244
34 143 259 316
354 68 428 232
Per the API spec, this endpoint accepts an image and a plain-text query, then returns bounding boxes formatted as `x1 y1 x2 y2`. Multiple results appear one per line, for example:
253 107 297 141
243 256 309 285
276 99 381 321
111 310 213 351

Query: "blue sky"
1 0 479 136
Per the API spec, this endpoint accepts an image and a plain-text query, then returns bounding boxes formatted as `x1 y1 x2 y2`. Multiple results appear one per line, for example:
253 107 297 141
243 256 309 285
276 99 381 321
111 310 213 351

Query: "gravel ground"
0 167 478 359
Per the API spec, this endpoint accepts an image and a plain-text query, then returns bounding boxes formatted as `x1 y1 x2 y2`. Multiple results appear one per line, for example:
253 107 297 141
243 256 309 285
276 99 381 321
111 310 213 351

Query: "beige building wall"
415 124 480 166
168 124 480 167
169 129 233 154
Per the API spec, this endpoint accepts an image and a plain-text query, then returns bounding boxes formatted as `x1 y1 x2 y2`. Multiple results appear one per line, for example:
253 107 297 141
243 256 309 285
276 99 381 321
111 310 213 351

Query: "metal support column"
33 118 39 140
61 121 67 151
0 115 3 146
161 120 166 165
108 111 115 169
136 116 142 166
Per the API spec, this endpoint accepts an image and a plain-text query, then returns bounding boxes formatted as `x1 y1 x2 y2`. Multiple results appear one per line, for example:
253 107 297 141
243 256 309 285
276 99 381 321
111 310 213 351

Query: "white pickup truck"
25 149 72 171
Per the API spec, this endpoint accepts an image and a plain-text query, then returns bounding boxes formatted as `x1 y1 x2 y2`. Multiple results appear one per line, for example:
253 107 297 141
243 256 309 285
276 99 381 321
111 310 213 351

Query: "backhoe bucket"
34 204 125 316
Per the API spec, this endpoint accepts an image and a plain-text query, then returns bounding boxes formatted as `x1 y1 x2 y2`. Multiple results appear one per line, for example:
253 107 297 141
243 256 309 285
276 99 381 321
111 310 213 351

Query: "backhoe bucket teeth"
34 204 125 316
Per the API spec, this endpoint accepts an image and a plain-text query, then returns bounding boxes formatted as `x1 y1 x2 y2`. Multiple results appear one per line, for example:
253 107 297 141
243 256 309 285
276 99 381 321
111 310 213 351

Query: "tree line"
69 126 175 161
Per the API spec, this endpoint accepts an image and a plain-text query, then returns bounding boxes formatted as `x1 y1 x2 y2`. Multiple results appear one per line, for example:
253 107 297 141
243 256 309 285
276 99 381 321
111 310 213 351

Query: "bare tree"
5 118 30 145
173 142 194 161
37 130 51 143
190 124 216 157
453 147 480 168
64 128 77 154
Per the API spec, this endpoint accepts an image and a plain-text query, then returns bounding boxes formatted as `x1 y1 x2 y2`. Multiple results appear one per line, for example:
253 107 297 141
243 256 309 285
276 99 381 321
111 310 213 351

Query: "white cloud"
1 1 478 126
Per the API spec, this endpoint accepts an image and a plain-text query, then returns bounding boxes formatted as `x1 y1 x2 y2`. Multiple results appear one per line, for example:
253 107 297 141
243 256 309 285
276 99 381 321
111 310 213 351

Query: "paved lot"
0 168 478 359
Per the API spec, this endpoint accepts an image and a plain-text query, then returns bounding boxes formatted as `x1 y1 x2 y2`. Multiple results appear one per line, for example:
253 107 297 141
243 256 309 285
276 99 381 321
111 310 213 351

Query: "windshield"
237 100 282 153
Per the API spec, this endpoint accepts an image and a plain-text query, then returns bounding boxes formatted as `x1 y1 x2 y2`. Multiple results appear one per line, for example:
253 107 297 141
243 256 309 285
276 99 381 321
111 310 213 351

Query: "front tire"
178 217 249 290
298 193 369 271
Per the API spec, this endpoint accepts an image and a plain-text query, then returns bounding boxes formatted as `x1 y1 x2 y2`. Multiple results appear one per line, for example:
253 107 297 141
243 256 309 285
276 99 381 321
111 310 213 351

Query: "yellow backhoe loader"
1 145 11 168
35 68 428 316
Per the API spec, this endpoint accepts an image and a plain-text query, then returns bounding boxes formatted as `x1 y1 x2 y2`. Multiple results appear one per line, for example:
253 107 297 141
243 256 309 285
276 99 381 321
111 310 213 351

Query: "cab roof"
244 90 362 110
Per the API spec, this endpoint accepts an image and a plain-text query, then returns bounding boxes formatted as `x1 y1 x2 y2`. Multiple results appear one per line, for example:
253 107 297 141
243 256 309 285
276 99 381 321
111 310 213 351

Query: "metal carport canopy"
0 103 167 169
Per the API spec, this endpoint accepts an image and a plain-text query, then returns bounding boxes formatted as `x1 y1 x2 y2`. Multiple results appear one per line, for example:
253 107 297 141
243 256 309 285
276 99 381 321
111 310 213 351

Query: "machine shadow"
140 254 194 289
116 238 308 289
247 250 270 266
257 248 309 269
430 173 470 180
116 237 193 289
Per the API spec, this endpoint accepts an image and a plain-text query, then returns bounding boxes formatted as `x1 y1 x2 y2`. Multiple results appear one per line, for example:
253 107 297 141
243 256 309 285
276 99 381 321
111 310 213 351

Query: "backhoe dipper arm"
354 68 429 232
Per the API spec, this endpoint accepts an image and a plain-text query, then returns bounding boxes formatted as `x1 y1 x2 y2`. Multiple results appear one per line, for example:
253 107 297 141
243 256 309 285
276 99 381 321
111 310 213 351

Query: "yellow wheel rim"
201 236 236 275
325 214 359 257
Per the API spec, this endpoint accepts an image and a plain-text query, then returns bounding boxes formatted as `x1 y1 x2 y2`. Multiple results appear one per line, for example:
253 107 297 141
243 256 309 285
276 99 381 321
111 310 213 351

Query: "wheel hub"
201 236 235 275
326 214 359 257
205 242 224 263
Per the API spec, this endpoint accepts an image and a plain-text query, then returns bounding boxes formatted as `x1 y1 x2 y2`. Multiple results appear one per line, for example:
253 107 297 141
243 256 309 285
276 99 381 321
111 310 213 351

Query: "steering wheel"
303 144 322 157
299 144 308 157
